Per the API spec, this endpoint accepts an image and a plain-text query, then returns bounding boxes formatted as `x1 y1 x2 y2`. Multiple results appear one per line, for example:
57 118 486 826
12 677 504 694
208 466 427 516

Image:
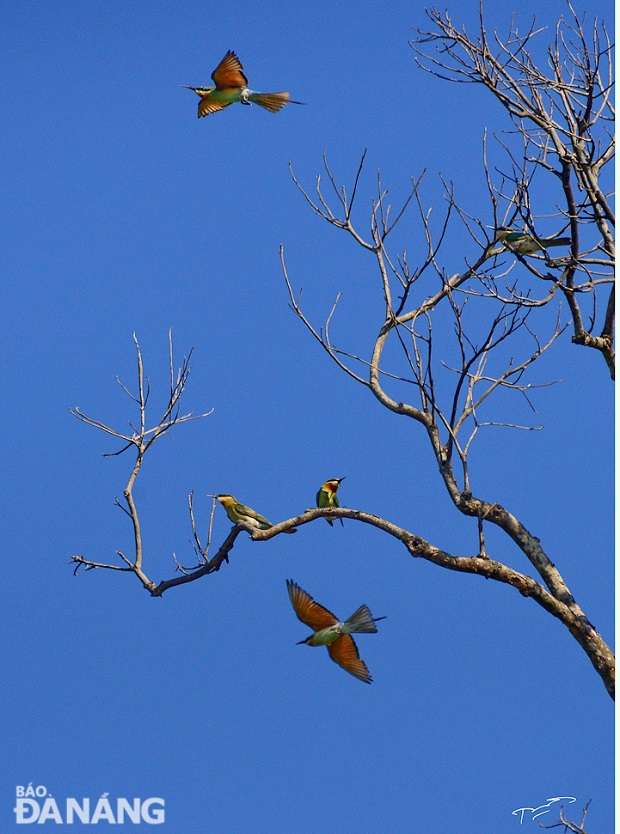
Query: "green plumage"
182 50 302 118
497 228 571 255
215 493 297 534
316 478 345 527
216 494 272 528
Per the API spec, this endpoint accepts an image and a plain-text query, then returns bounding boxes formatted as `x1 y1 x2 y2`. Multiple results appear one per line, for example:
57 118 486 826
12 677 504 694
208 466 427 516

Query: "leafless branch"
538 798 591 832
410 2 614 375
253 506 614 698
70 331 217 592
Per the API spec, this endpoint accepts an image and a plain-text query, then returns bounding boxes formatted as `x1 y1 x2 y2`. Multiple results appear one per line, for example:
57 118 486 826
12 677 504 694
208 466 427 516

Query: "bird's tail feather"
346 604 386 634
248 92 304 112
545 237 572 247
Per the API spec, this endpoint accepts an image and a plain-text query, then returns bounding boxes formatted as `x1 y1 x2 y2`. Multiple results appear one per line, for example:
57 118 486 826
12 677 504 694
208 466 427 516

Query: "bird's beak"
296 639 308 645
180 85 196 90
338 477 346 483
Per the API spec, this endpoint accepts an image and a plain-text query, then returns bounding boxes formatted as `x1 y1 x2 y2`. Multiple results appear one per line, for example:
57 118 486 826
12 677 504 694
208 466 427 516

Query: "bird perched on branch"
316 478 345 526
496 227 571 255
215 494 296 533
286 580 385 684
182 50 304 118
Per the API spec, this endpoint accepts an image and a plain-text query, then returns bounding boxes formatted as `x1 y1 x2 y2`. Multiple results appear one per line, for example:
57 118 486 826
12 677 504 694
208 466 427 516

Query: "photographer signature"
512 796 576 824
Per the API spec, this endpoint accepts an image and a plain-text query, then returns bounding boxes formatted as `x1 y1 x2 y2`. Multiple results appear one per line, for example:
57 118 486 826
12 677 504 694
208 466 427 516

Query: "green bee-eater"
496 227 571 255
286 580 385 684
215 493 296 533
182 50 303 118
316 478 345 526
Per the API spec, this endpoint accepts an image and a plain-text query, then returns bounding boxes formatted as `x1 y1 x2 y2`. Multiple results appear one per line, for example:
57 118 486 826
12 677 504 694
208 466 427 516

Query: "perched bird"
496 227 571 255
316 478 345 526
182 50 303 118
215 494 296 533
286 579 385 684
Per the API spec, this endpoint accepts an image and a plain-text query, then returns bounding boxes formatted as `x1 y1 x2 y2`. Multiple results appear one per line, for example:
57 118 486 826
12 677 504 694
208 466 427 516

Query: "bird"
316 478 345 526
182 50 303 118
286 579 385 684
496 227 572 255
215 494 297 533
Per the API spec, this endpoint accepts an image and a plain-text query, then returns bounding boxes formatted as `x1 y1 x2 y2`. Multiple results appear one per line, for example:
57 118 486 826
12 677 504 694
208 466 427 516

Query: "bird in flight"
215 494 296 533
182 50 303 118
316 478 345 526
496 227 571 255
286 579 385 684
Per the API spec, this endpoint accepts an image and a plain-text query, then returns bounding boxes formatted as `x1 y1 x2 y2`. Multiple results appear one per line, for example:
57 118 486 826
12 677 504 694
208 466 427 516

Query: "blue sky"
1 1 614 832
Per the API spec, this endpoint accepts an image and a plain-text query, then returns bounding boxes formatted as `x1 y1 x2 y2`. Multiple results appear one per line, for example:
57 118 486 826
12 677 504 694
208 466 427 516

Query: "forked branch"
70 331 219 593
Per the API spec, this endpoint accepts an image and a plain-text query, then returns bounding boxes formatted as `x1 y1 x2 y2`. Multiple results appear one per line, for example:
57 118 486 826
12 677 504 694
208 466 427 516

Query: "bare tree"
279 4 613 696
70 5 614 702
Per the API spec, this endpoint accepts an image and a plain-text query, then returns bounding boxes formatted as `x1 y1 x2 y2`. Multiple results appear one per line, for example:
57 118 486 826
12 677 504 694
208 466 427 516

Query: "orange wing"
198 98 232 118
212 50 248 89
287 580 338 631
328 635 372 684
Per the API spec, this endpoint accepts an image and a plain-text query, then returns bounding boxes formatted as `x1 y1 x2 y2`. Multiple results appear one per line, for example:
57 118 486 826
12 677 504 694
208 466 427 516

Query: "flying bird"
182 50 303 118
496 227 571 255
286 579 385 684
215 494 296 533
316 478 345 526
